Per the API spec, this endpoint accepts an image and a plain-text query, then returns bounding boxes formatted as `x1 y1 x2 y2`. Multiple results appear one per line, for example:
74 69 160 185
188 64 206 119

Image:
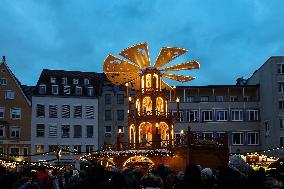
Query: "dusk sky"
1 0 284 86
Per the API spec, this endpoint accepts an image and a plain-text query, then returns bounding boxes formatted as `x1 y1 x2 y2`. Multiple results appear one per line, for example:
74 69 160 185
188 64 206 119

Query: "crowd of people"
0 156 284 189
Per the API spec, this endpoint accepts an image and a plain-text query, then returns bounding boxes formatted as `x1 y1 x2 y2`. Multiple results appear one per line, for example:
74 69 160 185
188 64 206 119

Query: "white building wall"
31 96 98 162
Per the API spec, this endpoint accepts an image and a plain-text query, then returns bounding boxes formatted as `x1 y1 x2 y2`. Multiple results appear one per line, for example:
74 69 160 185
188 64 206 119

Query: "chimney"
2 56 5 63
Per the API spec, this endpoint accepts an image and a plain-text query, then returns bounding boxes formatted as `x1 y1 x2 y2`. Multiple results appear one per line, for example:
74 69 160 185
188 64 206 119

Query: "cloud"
0 0 284 86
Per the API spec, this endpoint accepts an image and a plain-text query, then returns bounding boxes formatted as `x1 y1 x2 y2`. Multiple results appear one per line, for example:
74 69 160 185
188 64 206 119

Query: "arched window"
136 99 140 115
153 74 159 89
143 96 152 114
146 74 151 88
156 97 164 113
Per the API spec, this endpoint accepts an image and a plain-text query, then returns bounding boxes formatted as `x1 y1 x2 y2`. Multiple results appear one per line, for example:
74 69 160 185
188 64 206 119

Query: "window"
39 85 46 94
73 125 82 138
63 85 71 95
0 78 7 85
216 132 225 138
117 94 124 104
10 127 20 138
232 132 244 145
10 147 19 157
279 82 284 93
200 96 209 102
230 96 238 102
35 145 44 154
61 105 70 118
231 109 243 121
202 132 213 139
5 90 15 99
280 117 284 129
49 145 57 152
36 124 45 137
187 96 194 102
117 110 124 121
87 87 94 96
61 145 70 154
61 125 70 138
278 64 284 74
85 106 94 119
86 125 94 138
50 77 56 84
243 96 251 102
11 108 21 119
216 110 228 121
215 96 224 102
118 126 124 133
105 126 111 133
0 107 4 119
86 145 93 153
247 132 259 145
51 85 58 95
84 78 90 85
36 104 45 117
49 124 57 138
74 105 82 118
62 77 67 85
73 78 79 85
49 105 58 118
105 94 112 104
23 147 28 157
247 110 259 121
75 86 82 95
105 110 112 121
73 145 81 154
281 137 284 147
202 110 213 121
0 126 4 137
280 100 284 110
187 110 198 122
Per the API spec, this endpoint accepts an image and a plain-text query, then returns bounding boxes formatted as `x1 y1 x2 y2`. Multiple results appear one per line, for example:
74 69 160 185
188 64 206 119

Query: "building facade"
247 56 284 155
31 69 101 162
0 57 32 161
169 85 261 154
98 74 129 148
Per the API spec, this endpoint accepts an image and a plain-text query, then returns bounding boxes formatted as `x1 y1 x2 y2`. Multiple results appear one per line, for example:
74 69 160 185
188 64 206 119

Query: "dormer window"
50 77 56 84
51 85 58 95
63 85 71 95
84 78 90 85
87 87 94 96
62 77 67 85
39 85 46 94
73 79 79 85
76 86 82 95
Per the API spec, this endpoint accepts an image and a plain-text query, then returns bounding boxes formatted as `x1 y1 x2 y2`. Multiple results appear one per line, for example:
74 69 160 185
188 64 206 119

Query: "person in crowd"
175 164 202 189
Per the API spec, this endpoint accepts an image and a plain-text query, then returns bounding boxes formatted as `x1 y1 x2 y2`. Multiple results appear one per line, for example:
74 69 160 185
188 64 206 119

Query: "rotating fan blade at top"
153 47 187 68
162 73 195 82
127 77 141 90
162 61 200 72
103 54 140 85
119 42 150 68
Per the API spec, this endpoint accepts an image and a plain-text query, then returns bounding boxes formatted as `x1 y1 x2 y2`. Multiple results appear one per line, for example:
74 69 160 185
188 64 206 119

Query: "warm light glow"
125 83 129 87
176 97 180 103
118 128 122 133
129 96 132 101
180 130 184 134
156 123 159 128
173 85 176 89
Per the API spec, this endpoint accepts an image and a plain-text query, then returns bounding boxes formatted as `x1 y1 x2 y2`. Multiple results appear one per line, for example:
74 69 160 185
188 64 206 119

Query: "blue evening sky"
0 0 284 86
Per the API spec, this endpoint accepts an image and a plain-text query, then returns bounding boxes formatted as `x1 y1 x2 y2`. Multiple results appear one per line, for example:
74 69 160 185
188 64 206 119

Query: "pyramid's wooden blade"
161 80 173 90
119 43 150 68
162 61 200 72
105 71 139 85
103 54 140 73
162 73 195 82
153 47 187 68
127 77 141 90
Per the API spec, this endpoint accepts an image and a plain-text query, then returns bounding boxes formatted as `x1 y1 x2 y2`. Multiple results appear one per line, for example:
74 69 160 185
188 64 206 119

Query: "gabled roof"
0 57 31 106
